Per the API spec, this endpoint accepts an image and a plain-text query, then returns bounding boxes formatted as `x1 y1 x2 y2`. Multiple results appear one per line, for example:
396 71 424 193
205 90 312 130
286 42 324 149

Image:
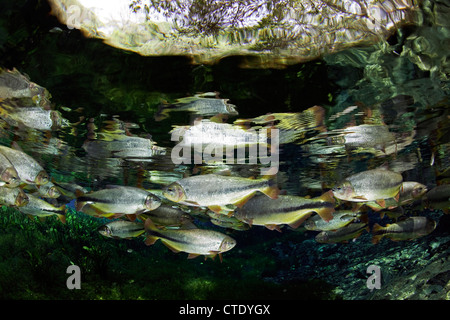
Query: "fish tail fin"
144 218 158 232
308 105 326 132
371 223 386 244
260 176 280 199
315 190 336 222
318 190 336 205
57 205 67 223
371 223 384 234
57 214 66 224
74 200 84 212
317 207 335 223
359 213 369 224
154 103 171 121
144 235 159 246
74 189 85 198
371 234 384 244
143 218 160 246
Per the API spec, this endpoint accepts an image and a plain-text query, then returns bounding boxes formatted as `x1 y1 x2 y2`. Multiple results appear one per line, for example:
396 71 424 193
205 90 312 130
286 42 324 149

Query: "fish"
138 204 193 228
332 169 403 205
170 119 265 150
36 182 62 198
0 68 45 100
209 218 250 231
365 181 428 212
315 222 370 244
423 184 450 213
155 92 238 121
163 173 279 209
98 220 146 239
207 211 250 231
0 100 66 131
234 105 326 144
52 180 88 201
0 144 49 185
83 134 166 160
371 216 436 244
304 210 367 231
0 186 29 207
75 185 162 216
144 218 236 261
18 193 66 223
330 124 397 153
0 152 20 187
234 191 335 232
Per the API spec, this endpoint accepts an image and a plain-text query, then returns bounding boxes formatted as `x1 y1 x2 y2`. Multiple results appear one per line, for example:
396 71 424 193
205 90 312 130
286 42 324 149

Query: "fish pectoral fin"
352 195 368 200
207 251 221 262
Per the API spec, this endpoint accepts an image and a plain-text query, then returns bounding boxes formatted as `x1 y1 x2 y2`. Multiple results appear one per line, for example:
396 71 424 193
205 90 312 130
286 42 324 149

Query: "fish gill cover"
0 0 449 301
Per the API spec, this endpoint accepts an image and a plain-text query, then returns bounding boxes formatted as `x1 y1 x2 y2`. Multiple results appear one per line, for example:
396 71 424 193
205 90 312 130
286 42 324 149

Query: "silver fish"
0 145 49 185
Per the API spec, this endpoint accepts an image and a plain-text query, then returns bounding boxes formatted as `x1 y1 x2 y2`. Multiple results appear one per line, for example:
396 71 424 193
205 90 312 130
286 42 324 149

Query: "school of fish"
0 67 447 261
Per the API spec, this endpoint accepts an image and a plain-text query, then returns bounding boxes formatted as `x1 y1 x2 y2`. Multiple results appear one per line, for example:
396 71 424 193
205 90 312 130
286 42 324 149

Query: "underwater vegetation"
0 0 449 301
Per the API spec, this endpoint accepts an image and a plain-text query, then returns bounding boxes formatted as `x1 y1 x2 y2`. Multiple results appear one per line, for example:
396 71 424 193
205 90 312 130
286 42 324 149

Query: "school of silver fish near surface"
0 67 448 262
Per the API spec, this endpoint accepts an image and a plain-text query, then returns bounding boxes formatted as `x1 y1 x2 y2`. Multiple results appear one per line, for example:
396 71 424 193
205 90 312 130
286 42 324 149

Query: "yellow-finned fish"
144 219 236 261
138 204 193 228
0 186 29 207
207 210 250 231
304 210 367 231
18 194 66 223
332 169 403 204
315 222 370 244
163 174 279 210
234 191 335 232
364 181 427 211
155 92 238 121
75 185 161 216
371 216 436 244
332 124 397 153
0 145 49 185
170 119 265 150
98 220 146 239
52 180 88 201
234 105 326 144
